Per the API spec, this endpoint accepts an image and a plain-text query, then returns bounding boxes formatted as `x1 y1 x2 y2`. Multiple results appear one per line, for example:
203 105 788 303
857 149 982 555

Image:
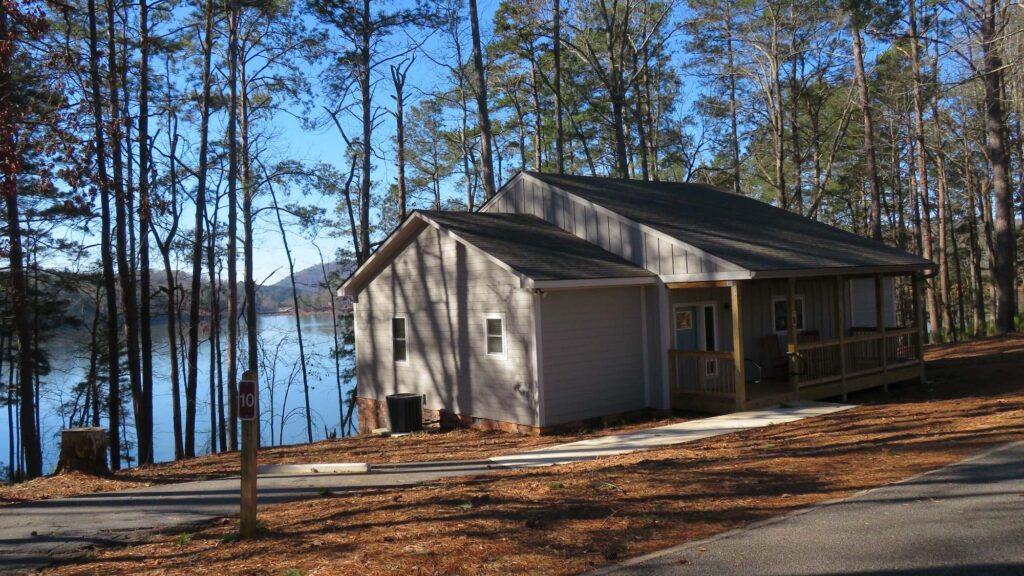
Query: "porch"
667 274 926 413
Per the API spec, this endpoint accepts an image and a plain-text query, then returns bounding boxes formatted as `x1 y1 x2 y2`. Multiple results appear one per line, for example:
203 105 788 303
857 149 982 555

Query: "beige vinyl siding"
540 286 646 425
847 277 897 328
484 175 737 276
355 226 538 427
643 284 665 409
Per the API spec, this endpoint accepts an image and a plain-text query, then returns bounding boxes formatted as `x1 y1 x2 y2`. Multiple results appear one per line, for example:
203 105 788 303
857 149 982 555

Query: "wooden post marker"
239 370 258 538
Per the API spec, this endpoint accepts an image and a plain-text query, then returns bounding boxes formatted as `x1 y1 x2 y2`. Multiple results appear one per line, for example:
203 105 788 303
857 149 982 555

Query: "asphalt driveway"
594 440 1024 576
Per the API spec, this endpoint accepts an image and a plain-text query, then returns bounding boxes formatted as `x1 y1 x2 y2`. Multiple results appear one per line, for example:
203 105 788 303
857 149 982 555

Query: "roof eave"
532 276 657 290
749 262 937 280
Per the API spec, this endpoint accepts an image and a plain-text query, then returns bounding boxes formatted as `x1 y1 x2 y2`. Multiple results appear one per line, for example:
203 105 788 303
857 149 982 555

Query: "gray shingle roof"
418 210 655 281
526 172 933 272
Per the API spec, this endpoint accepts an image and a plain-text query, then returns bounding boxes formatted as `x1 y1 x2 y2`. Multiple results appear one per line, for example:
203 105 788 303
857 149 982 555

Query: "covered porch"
667 273 926 413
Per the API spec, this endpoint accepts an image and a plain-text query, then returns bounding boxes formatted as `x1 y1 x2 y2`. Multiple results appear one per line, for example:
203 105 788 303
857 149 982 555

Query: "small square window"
392 317 407 363
485 315 505 356
705 358 718 376
772 297 805 332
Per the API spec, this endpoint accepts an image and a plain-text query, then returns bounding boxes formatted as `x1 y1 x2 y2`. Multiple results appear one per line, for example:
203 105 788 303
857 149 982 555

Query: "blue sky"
242 0 507 283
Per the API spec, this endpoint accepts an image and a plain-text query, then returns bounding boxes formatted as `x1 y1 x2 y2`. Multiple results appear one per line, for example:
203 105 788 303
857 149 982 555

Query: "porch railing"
884 328 918 368
793 327 919 388
668 350 736 396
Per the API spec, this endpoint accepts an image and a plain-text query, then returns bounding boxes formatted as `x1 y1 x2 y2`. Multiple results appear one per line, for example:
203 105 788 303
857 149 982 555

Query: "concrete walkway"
593 440 1024 576
0 401 853 574
490 401 853 467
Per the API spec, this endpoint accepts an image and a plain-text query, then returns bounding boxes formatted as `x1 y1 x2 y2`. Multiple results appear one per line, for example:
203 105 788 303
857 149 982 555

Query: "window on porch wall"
772 296 804 333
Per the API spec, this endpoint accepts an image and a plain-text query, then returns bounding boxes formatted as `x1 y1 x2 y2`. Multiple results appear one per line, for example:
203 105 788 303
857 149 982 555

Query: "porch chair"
763 334 789 380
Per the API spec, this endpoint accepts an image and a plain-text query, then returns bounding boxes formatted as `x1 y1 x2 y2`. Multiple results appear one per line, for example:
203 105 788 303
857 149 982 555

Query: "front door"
674 304 720 386
674 306 698 350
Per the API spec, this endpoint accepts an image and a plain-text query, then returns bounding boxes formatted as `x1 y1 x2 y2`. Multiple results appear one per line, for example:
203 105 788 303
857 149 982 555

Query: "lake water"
1 313 355 473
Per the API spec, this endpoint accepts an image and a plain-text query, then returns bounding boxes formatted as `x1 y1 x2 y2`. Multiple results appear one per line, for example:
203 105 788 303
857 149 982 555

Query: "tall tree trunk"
225 0 240 451
207 201 226 451
908 0 940 340
727 4 740 193
529 52 544 171
136 0 154 466
611 95 629 179
186 0 216 457
87 285 102 426
0 7 42 479
357 0 373 263
964 154 987 336
269 182 313 443
468 0 497 197
981 0 1018 333
84 0 121 470
5 331 17 478
1 175 42 480
790 50 803 215
161 118 184 459
947 185 967 339
106 0 145 466
849 21 882 241
935 150 954 340
391 62 409 221
315 246 345 435
552 0 564 173
928 19 954 341
630 34 649 181
240 60 259 417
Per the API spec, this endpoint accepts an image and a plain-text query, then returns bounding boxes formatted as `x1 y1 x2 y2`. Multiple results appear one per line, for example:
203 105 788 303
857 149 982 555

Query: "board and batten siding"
355 225 539 427
484 175 739 276
738 278 837 367
539 286 647 425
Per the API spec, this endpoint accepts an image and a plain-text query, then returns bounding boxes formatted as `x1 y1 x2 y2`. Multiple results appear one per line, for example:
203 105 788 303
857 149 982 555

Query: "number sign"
238 379 257 420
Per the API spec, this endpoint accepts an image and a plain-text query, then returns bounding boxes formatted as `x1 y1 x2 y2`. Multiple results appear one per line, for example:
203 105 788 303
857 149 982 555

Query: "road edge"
585 438 1024 575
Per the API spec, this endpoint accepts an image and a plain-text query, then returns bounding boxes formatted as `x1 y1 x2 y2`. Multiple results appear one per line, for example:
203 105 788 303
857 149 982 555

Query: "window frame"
392 315 409 364
484 313 507 358
771 295 805 333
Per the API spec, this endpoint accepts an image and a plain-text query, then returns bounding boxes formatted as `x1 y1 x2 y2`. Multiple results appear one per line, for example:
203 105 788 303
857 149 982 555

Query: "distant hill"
268 260 351 293
259 260 354 313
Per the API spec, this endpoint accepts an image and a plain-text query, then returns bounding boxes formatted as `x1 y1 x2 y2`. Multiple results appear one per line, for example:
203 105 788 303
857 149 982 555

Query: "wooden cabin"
341 172 934 433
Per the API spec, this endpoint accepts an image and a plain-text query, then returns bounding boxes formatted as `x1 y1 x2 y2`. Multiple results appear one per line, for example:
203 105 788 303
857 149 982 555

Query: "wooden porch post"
731 282 745 410
912 272 926 384
875 274 888 392
787 277 799 396
834 276 848 401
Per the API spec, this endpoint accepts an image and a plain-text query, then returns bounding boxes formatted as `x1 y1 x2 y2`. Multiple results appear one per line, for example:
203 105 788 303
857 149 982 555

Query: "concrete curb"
256 462 369 476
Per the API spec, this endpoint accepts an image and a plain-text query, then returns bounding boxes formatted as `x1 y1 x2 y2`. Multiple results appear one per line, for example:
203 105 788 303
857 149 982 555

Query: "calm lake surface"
2 313 354 473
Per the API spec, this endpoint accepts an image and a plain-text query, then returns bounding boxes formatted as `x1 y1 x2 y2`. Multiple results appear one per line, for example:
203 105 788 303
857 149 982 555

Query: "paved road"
0 459 494 573
595 440 1024 576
